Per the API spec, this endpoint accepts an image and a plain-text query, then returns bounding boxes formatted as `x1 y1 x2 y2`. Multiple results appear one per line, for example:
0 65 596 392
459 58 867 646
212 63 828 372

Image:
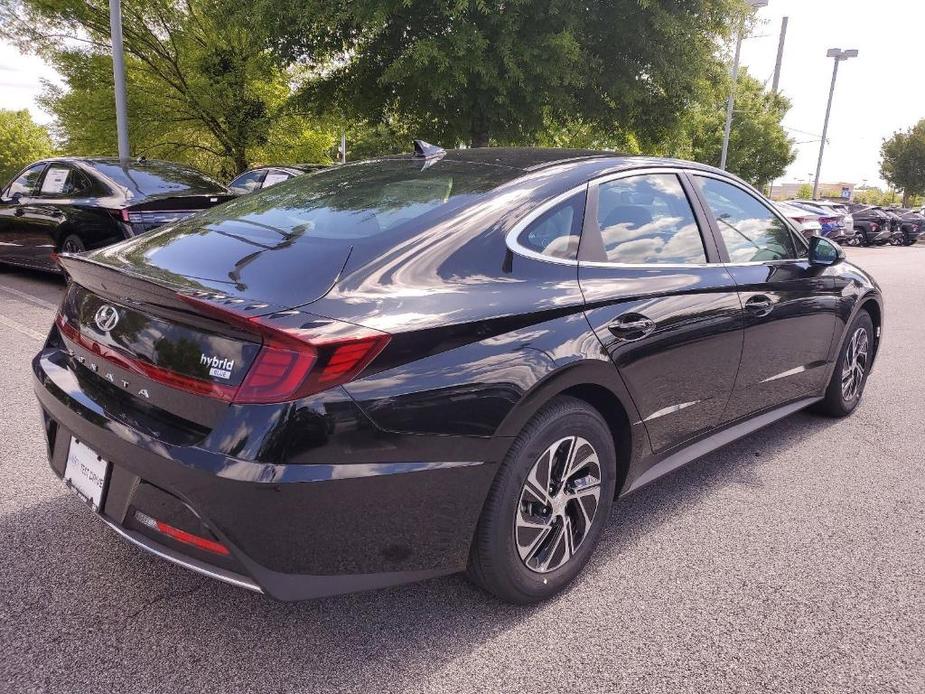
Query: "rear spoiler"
56 254 282 338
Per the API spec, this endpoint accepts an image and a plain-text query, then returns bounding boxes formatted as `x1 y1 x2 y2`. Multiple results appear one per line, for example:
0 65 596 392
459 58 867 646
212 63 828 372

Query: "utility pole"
771 16 788 93
721 0 768 170
813 48 859 199
109 0 130 161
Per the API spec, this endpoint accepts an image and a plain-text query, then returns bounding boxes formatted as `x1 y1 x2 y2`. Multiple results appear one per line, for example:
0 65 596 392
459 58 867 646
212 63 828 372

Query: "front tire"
466 396 617 603
814 311 874 418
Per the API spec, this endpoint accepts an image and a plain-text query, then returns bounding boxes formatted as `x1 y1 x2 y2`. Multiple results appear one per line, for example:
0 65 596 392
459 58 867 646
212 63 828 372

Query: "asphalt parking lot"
1 246 923 693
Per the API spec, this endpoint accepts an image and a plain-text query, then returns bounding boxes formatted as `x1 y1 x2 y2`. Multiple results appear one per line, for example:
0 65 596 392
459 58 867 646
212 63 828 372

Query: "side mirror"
809 235 845 266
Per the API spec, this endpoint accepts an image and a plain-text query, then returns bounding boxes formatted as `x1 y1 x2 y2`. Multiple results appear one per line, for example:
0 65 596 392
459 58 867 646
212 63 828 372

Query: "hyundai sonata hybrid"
33 144 883 603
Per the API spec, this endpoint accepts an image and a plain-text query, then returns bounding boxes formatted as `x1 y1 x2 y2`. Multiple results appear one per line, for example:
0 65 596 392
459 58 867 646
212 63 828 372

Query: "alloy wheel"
841 327 869 402
61 237 84 253
514 436 602 573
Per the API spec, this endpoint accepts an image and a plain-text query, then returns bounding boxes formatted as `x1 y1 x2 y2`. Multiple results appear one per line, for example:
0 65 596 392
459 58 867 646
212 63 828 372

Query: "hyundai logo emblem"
94 304 120 332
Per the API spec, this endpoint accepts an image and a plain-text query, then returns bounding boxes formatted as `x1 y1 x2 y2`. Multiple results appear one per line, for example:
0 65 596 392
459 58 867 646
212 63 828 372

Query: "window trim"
689 170 808 267
505 184 590 266
3 162 48 200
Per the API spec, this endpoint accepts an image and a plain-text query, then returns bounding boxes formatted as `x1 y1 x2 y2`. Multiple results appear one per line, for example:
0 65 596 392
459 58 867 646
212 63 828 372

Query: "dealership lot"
1 247 923 693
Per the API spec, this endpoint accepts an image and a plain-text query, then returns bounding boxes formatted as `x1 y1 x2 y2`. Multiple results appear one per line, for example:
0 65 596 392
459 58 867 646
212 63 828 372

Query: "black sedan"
227 164 326 195
0 157 232 272
33 145 883 603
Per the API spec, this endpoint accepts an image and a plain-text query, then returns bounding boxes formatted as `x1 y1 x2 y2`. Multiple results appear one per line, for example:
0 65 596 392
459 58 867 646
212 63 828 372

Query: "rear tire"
814 311 874 418
59 234 86 254
466 396 617 604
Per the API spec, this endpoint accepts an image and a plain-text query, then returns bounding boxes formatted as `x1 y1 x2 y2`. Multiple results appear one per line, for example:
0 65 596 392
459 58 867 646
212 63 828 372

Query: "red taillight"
231 323 389 405
134 511 230 556
55 296 391 405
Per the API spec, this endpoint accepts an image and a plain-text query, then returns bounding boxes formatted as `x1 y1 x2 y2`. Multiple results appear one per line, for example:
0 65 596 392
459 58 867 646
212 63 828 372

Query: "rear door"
690 173 840 420
578 169 744 454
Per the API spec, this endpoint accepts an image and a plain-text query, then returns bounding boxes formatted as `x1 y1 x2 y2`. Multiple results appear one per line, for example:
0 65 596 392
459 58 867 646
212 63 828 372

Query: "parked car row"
774 198 923 247
0 158 326 271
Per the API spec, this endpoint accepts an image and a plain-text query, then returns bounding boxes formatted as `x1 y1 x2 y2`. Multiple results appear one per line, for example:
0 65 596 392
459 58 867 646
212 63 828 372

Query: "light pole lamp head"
827 48 859 60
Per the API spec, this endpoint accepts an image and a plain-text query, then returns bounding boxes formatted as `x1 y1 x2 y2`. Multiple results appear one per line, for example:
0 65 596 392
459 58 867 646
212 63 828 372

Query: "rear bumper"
33 348 499 600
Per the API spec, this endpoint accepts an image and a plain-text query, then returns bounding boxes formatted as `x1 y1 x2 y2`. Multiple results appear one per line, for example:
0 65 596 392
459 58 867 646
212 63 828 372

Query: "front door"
0 162 46 265
690 174 840 420
579 170 744 454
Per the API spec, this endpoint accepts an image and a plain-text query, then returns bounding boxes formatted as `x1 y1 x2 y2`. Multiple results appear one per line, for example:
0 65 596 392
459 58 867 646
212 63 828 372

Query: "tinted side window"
6 163 46 197
596 174 707 264
517 191 586 260
261 169 293 188
695 176 797 262
229 169 265 194
38 166 92 196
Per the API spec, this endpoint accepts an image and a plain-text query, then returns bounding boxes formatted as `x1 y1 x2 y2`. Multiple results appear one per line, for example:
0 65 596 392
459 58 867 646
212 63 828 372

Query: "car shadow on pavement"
1 410 837 693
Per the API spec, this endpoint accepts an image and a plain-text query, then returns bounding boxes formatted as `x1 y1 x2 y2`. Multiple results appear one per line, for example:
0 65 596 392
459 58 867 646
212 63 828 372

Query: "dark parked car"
227 164 326 195
0 157 232 272
787 200 856 244
887 208 924 246
33 145 883 604
848 204 893 246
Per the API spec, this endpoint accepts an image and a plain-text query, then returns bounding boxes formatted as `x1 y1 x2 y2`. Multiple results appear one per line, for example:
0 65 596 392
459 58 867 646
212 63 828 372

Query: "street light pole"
771 16 789 94
720 0 768 171
812 48 858 199
109 0 130 161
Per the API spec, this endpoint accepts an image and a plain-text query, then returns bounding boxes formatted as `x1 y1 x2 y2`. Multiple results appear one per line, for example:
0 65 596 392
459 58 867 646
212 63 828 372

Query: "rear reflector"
134 510 230 556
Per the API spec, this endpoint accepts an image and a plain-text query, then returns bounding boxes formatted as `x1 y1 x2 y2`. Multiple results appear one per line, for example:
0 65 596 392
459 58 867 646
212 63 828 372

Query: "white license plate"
64 438 110 512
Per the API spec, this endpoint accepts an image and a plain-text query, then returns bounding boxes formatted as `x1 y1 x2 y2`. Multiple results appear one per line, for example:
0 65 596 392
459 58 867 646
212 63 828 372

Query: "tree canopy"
1 0 333 177
662 68 795 188
0 0 796 187
880 119 925 206
259 0 741 148
0 109 55 183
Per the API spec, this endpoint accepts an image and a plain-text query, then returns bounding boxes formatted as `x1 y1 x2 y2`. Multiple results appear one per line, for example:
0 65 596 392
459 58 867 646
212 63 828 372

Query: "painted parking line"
0 284 58 312
0 314 45 342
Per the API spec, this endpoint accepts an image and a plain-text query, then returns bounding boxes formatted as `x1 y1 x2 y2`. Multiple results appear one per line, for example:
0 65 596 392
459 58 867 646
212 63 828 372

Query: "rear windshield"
91 160 226 196
189 158 518 240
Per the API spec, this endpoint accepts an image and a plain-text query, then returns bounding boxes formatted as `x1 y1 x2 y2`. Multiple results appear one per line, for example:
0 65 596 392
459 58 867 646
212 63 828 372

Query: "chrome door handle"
608 315 656 340
745 295 773 316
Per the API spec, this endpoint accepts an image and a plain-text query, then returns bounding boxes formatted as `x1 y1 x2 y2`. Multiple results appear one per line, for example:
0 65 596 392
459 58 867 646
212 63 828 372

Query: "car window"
595 174 707 264
229 169 265 194
5 163 46 198
695 176 797 262
517 191 586 260
37 166 92 197
262 170 292 188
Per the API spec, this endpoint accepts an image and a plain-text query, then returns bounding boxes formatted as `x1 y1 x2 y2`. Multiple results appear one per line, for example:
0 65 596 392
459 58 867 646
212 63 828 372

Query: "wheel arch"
495 360 642 495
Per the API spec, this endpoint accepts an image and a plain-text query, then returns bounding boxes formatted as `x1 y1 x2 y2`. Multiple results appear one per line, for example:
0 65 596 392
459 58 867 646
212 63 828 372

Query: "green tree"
664 68 795 188
0 109 54 183
259 0 741 148
1 0 332 177
797 183 814 199
880 119 925 206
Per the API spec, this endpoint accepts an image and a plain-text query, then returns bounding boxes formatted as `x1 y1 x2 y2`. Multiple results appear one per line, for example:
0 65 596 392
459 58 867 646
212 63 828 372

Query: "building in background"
769 181 856 201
